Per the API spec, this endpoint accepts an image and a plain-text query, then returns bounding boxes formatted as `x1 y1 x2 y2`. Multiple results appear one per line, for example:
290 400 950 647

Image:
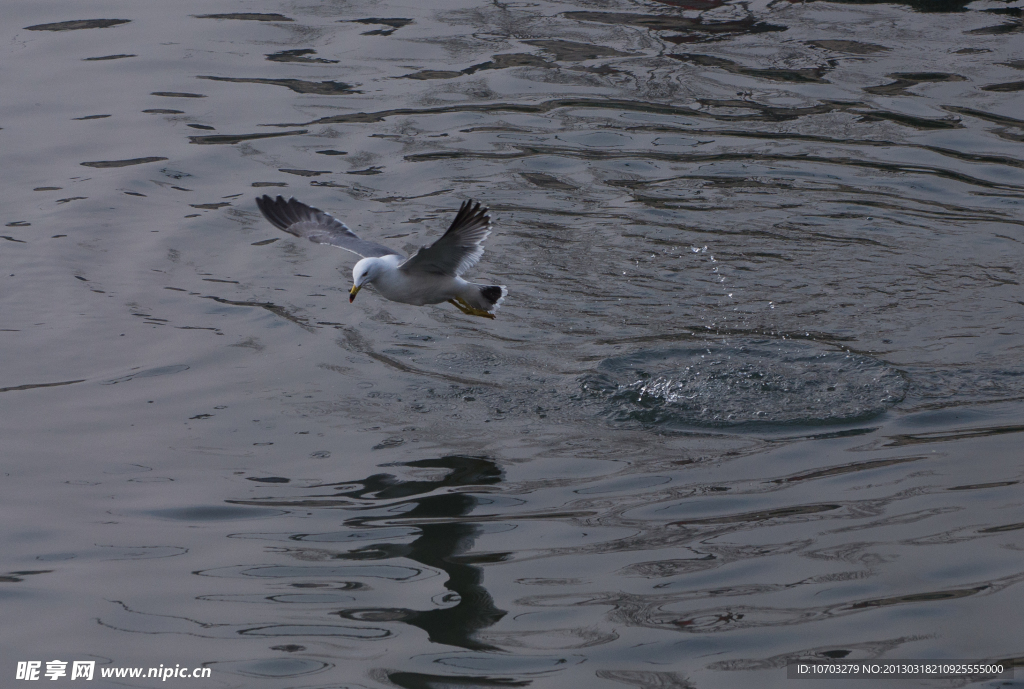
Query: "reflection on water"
2 0 1023 685
330 457 508 650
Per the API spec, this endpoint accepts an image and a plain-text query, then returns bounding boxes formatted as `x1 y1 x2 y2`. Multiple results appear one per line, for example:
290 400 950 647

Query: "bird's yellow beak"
349 284 361 303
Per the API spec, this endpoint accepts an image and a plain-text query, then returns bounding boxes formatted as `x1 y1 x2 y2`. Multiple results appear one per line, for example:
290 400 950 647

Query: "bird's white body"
352 256 500 310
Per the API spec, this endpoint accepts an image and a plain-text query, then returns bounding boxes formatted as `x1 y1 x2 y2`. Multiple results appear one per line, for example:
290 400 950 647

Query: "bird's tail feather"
468 284 507 313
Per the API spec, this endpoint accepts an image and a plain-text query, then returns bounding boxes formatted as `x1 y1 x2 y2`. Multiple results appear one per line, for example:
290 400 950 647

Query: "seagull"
255 195 507 318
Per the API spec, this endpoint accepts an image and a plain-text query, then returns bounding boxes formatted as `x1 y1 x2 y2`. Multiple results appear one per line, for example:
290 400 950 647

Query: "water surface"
2 0 1023 687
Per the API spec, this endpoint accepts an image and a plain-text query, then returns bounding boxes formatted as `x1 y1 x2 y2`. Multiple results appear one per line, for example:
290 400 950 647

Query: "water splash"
582 340 907 428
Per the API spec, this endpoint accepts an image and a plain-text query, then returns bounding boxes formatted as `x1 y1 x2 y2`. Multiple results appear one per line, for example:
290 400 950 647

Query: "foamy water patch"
582 340 907 428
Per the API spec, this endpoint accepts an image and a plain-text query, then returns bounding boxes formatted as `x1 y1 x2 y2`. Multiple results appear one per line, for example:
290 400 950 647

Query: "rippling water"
3 0 1023 686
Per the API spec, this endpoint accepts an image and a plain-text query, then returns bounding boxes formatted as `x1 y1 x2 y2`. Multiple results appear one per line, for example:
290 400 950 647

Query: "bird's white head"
350 257 381 303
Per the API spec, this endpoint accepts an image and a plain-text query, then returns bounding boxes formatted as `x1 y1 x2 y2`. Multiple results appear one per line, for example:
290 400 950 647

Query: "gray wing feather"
255 195 402 259
400 200 491 276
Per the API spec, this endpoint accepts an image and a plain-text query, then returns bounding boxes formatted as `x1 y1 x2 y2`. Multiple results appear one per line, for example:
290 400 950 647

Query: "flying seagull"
255 195 507 318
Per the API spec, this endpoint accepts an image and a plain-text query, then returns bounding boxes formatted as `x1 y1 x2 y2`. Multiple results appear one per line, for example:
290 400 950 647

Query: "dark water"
3 0 1023 687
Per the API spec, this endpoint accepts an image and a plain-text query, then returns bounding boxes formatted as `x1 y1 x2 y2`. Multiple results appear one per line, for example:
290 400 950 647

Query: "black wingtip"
453 199 490 230
256 195 323 232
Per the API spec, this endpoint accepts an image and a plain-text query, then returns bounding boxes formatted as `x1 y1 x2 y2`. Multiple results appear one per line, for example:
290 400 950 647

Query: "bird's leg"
456 297 497 319
448 298 496 319
447 298 474 314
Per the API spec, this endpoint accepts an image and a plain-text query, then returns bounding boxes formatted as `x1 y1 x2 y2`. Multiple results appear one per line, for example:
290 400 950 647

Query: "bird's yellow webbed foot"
448 298 496 319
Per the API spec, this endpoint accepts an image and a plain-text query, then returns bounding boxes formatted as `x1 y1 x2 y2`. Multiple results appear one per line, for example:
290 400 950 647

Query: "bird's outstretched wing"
255 195 402 259
399 200 491 276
